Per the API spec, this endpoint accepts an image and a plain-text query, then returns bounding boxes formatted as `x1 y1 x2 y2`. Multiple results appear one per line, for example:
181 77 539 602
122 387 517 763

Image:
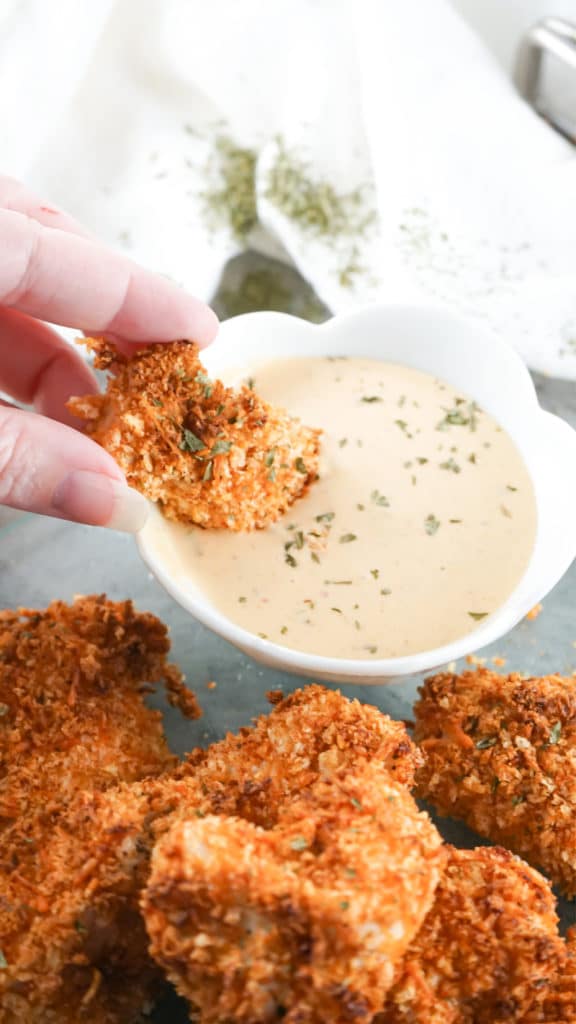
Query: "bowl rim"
137 302 576 680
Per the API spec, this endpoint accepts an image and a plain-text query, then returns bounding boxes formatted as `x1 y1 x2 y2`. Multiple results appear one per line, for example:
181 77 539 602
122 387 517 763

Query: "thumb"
0 406 148 531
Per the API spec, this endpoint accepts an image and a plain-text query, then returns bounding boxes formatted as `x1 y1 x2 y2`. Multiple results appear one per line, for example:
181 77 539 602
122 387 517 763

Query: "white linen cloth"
1 0 576 377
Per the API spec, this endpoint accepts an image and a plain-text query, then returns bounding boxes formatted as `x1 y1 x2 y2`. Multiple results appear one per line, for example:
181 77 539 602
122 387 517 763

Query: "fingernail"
52 470 149 532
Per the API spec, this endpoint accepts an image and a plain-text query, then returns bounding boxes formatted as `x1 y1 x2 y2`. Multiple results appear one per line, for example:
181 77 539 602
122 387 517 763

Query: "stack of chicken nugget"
0 595 573 1023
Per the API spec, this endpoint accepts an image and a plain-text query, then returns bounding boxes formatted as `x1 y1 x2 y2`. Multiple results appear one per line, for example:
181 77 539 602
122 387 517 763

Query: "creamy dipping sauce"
147 357 537 659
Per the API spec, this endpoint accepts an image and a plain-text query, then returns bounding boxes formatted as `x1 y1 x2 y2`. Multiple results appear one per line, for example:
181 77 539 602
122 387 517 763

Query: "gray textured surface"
0 257 574 1018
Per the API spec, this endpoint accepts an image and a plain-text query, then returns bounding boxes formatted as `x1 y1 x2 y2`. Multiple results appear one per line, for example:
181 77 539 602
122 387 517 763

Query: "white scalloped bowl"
138 303 576 684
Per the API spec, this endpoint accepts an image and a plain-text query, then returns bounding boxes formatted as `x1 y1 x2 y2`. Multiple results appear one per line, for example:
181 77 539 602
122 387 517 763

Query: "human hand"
0 177 218 531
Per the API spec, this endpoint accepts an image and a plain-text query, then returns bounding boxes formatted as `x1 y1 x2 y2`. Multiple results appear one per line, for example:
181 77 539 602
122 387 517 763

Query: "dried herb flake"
370 490 390 507
425 514 441 536
476 736 497 749
439 457 461 474
549 722 562 745
180 428 205 454
290 836 308 851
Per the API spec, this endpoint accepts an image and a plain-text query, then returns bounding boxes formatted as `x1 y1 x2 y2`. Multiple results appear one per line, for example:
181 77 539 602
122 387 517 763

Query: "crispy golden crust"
523 929 576 1022
0 596 199 1024
413 669 576 896
0 685 408 1022
180 685 422 827
68 339 321 530
0 594 199 832
143 764 445 1024
0 780 170 1024
378 846 564 1024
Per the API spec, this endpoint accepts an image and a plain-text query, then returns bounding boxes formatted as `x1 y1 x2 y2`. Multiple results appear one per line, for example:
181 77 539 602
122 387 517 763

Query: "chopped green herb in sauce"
439 457 461 473
425 514 441 536
437 401 479 432
395 419 413 437
370 490 390 507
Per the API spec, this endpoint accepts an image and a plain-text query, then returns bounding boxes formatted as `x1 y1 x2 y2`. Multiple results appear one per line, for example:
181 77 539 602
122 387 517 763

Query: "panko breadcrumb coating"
523 928 576 1022
143 763 445 1024
414 669 576 897
68 339 321 530
0 595 199 1024
0 779 171 1024
0 594 198 832
180 685 422 827
378 846 564 1024
0 685 411 1022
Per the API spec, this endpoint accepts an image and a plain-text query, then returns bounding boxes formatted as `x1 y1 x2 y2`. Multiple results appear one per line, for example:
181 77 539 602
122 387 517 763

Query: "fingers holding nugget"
69 339 321 530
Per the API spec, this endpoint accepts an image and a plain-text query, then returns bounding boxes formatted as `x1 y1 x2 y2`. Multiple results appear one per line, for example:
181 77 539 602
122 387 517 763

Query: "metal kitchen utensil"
515 17 576 142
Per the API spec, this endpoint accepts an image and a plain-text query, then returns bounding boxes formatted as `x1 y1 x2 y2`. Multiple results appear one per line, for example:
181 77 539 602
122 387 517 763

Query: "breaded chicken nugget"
69 339 321 530
378 846 564 1024
143 763 445 1024
0 594 198 832
414 669 576 896
0 779 169 1023
0 595 199 1024
182 685 421 827
0 685 407 1022
523 928 576 1022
